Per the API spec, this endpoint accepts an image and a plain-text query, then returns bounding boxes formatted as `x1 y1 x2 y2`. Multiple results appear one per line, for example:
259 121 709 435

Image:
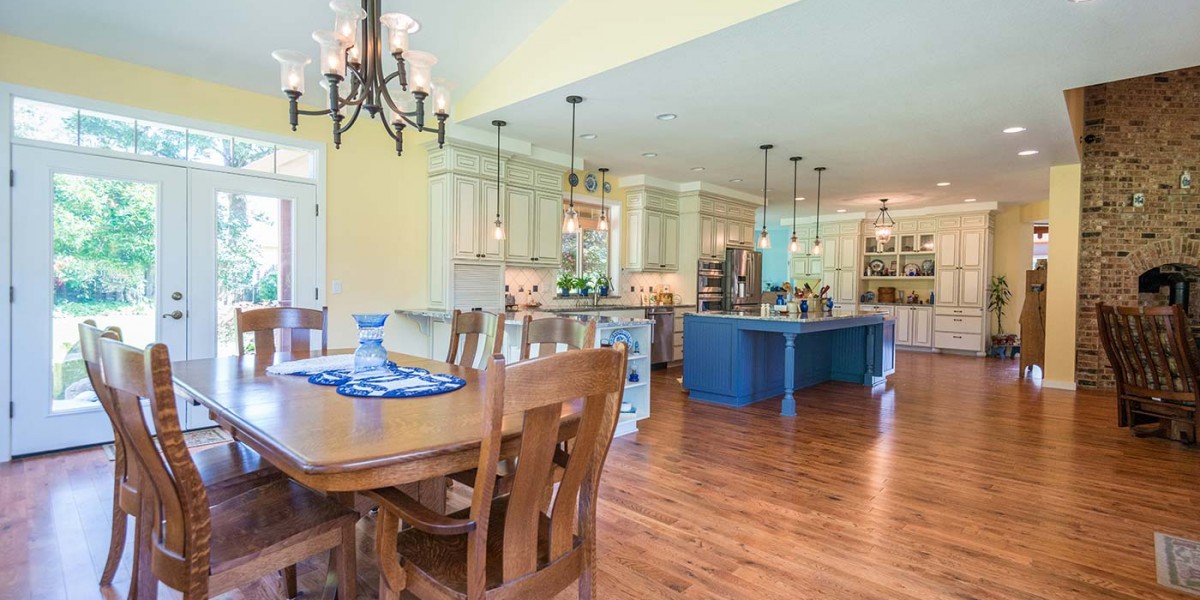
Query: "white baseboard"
1042 379 1077 391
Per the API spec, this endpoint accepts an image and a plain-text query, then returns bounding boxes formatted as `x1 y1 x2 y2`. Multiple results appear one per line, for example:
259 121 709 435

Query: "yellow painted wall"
457 0 801 120
993 204 1035 336
1044 164 1082 389
0 34 435 353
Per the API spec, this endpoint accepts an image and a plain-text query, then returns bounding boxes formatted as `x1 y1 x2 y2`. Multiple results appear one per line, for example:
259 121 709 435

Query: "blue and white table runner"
267 356 466 398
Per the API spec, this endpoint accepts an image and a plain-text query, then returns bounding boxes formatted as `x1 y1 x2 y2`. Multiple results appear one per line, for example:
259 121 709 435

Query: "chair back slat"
98 339 210 595
1096 303 1200 402
519 315 597 360
446 310 504 370
465 344 627 595
79 322 134 488
236 306 327 356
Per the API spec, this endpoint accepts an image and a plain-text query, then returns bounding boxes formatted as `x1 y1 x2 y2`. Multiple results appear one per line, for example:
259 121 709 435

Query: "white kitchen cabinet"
533 190 562 266
895 305 912 344
726 218 742 246
741 222 755 247
645 210 663 268
700 215 716 259
892 305 933 348
504 187 534 263
451 175 481 261
817 231 860 305
931 213 993 354
626 208 679 272
662 213 680 270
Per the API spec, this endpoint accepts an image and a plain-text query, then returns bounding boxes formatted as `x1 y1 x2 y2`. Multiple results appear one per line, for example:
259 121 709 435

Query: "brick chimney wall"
1076 66 1200 389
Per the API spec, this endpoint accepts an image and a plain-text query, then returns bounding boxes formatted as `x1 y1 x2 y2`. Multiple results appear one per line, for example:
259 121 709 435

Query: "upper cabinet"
625 186 684 271
680 191 759 265
427 142 565 308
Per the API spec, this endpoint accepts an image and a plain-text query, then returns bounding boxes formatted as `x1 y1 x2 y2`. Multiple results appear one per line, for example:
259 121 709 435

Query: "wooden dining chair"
97 337 359 600
235 306 328 356
446 309 505 370
79 321 287 592
519 315 597 360
368 344 629 600
1096 302 1200 444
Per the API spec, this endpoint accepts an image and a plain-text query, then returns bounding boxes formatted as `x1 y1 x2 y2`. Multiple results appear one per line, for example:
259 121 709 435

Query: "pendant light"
811 167 826 256
491 119 506 240
563 95 583 234
757 144 773 249
788 156 803 253
873 198 895 245
598 167 610 231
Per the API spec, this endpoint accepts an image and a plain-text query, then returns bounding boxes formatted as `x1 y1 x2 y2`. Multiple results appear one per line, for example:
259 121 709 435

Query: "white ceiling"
0 0 568 101
460 0 1200 220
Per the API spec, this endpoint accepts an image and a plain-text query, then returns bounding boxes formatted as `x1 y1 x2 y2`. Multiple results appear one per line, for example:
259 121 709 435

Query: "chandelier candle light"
272 0 448 156
599 167 610 231
492 120 506 240
811 167 826 256
789 156 803 253
758 144 774 249
873 198 895 244
563 96 584 234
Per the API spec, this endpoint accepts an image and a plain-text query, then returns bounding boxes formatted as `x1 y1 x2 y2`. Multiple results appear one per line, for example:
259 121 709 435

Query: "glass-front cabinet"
898 233 936 253
864 236 896 255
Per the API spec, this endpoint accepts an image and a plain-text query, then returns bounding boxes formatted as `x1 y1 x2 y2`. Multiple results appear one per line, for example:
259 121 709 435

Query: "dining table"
169 348 583 598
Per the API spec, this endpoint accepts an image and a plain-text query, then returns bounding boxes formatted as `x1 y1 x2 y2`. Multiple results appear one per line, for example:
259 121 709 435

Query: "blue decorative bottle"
352 313 389 373
800 299 809 313
825 298 834 312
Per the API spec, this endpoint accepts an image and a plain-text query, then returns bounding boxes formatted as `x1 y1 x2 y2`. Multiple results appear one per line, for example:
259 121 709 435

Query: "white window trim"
0 82 329 462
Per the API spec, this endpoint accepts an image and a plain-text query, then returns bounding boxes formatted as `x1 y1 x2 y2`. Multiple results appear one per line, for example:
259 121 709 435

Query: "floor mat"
1156 532 1200 596
101 427 232 460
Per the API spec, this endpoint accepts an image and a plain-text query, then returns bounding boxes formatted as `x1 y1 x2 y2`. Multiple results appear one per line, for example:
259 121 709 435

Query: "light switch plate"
332 280 343 294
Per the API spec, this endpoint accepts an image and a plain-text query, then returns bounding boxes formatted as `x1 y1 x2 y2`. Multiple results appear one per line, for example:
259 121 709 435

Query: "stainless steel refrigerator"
723 248 762 310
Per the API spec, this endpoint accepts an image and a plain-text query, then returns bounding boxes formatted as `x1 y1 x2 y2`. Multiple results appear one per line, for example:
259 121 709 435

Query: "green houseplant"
556 272 574 297
987 274 1013 343
576 274 593 296
596 273 611 297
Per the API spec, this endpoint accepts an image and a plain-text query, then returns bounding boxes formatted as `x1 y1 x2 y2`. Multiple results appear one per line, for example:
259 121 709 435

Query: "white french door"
11 146 189 455
10 148 320 455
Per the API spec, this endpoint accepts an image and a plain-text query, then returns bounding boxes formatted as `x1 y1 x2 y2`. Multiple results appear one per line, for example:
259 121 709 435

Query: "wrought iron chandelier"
873 198 895 244
272 0 448 156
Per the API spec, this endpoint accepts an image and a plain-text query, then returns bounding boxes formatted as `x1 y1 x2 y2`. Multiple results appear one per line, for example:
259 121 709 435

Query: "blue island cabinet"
682 311 895 416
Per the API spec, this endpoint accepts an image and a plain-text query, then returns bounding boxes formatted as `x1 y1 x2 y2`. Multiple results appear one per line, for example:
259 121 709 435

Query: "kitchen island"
682 310 895 416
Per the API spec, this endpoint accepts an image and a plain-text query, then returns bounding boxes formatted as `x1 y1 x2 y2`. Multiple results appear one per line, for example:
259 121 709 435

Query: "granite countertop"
860 302 937 307
534 303 695 313
505 309 653 326
686 309 886 323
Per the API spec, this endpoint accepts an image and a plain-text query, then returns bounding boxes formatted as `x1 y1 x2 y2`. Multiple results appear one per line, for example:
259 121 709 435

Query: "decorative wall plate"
608 329 634 346
584 173 598 192
921 259 935 275
869 259 886 276
904 262 920 277
603 181 612 194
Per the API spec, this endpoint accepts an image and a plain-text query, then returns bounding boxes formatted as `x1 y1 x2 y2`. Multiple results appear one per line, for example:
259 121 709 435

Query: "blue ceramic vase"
352 313 389 373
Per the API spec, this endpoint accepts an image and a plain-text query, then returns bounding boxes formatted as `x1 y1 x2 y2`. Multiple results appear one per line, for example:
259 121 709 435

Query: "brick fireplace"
1076 66 1200 390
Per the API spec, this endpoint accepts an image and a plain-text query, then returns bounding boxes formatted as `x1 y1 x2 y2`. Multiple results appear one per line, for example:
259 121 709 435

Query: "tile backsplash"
504 267 687 307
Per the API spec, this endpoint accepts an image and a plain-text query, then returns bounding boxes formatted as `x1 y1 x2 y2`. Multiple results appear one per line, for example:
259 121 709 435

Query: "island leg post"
782 332 797 417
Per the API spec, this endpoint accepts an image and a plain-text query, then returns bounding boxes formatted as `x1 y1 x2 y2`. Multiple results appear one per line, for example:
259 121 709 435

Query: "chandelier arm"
378 85 420 129
335 99 365 135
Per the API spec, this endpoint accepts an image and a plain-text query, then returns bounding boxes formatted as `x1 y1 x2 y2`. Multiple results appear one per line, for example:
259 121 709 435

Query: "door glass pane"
53 174 157 411
216 192 295 355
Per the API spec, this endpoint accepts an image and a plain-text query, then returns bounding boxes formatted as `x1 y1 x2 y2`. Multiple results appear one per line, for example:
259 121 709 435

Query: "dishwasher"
646 307 675 367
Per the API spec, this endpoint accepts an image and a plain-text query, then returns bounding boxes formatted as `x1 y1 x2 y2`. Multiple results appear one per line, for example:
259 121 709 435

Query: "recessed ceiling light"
963 198 978 203
655 113 677 121
691 167 705 171
937 182 951 187
795 197 805 201
836 209 847 213
728 178 743 183
1067 0 1094 3
642 152 658 158
1003 126 1027 134
579 133 597 140
1018 150 1040 156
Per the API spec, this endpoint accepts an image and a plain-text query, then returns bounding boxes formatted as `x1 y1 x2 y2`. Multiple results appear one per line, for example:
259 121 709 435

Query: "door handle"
162 310 183 320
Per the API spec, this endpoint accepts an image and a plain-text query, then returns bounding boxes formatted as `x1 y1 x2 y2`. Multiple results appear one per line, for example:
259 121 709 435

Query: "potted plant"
596 273 611 297
987 274 1013 347
577 275 593 297
557 272 574 297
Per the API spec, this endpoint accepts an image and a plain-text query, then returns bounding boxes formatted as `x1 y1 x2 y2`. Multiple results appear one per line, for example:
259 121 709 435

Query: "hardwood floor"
3 352 1199 599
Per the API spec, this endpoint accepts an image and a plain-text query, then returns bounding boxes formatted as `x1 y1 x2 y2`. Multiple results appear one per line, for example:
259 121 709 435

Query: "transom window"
561 206 610 281
12 97 316 178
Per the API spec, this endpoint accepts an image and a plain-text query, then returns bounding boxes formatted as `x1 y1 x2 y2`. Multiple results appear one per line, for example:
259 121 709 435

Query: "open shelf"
862 276 935 280
624 381 649 390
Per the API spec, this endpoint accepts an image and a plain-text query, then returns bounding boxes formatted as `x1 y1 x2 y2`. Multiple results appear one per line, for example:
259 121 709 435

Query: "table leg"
782 332 797 417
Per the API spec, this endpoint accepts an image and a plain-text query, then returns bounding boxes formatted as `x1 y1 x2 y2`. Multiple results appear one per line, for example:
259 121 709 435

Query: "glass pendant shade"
432 78 452 115
403 50 438 94
758 228 771 249
599 213 609 231
493 217 506 240
872 199 895 245
562 206 579 234
789 234 799 253
875 223 893 244
330 0 366 46
312 30 347 76
379 13 417 54
272 50 311 93
811 238 823 256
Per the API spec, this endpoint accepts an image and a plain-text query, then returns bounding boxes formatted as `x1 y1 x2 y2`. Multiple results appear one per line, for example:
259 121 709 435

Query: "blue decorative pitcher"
800 299 809 313
352 313 389 373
